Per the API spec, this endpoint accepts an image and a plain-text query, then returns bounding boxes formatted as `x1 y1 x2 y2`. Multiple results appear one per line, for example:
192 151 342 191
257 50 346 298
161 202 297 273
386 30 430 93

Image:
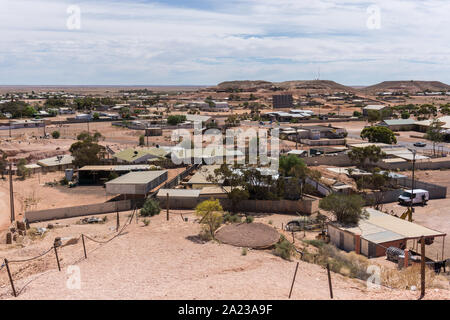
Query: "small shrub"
303 239 325 248
52 131 60 139
223 213 241 223
241 248 248 256
102 216 108 222
195 199 223 239
268 220 273 225
198 229 213 241
274 235 294 260
139 135 145 146
245 215 254 224
143 218 150 226
60 177 69 185
140 199 161 217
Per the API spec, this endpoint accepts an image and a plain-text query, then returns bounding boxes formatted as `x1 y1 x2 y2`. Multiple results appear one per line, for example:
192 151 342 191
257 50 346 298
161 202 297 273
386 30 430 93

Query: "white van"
398 189 429 205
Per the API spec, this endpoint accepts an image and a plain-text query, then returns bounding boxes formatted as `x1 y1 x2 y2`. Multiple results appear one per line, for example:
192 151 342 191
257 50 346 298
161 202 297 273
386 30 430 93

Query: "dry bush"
381 264 447 289
302 241 370 280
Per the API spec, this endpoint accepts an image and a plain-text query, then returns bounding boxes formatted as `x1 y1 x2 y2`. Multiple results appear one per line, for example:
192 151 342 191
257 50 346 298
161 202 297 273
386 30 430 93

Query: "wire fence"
1 207 137 297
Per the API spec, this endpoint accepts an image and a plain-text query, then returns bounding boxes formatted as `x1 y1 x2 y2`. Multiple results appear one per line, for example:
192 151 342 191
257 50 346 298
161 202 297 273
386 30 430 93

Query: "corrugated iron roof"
336 208 445 243
106 170 167 185
157 188 200 198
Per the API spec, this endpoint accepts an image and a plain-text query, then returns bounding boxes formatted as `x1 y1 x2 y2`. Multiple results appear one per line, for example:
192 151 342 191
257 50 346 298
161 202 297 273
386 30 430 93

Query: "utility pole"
410 149 416 211
8 120 11 138
166 193 170 221
9 163 15 223
420 236 426 299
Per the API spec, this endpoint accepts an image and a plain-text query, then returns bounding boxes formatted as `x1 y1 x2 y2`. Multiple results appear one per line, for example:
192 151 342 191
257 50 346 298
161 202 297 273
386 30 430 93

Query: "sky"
0 0 449 86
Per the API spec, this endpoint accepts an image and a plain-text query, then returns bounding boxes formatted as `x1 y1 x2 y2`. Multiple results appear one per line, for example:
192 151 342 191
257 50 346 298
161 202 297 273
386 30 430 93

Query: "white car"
398 189 429 205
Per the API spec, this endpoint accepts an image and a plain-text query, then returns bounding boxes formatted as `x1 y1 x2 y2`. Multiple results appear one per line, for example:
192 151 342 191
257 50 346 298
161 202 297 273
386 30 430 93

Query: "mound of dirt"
275 80 356 92
216 80 273 90
215 222 280 249
361 80 450 93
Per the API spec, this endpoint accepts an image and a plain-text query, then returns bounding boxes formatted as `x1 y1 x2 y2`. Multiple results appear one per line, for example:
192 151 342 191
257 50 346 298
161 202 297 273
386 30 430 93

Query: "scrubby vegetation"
140 199 161 217
301 240 447 289
195 199 224 240
273 235 295 260
223 213 242 223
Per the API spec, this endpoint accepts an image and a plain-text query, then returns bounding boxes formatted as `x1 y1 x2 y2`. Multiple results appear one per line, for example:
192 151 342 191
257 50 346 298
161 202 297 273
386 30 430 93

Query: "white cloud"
0 0 449 85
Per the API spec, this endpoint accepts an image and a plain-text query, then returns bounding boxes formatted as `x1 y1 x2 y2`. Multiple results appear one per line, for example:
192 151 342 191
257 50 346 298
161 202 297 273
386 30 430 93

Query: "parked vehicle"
413 142 427 147
398 189 429 205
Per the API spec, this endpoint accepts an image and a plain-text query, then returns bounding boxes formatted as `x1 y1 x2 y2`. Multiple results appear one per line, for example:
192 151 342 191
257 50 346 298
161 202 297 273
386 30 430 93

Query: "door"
339 233 344 249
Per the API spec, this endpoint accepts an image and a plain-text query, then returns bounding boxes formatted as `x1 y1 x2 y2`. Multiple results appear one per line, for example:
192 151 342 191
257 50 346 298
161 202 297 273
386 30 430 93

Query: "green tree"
0 150 7 179
77 131 103 142
52 131 60 139
69 139 105 167
93 112 100 120
279 155 307 177
367 110 381 124
401 111 410 119
140 198 161 217
348 146 386 169
17 158 30 180
139 135 145 146
195 199 224 239
319 194 367 225
425 118 444 156
361 126 397 144
167 115 186 125
225 115 240 128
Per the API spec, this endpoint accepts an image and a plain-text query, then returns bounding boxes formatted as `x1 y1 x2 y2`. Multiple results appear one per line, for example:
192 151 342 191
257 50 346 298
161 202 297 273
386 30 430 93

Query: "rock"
18 230 26 236
55 237 79 247
410 285 417 291
12 234 17 242
47 224 54 229
9 227 16 233
6 232 12 244
61 237 79 247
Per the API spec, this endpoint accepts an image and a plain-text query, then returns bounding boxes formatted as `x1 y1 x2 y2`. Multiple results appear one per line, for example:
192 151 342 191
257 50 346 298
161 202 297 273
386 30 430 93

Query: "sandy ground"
0 172 114 231
0 211 448 300
0 189 9 230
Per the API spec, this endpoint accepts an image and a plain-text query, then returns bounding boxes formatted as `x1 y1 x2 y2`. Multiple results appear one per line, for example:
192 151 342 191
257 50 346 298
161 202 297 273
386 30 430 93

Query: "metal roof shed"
105 170 168 195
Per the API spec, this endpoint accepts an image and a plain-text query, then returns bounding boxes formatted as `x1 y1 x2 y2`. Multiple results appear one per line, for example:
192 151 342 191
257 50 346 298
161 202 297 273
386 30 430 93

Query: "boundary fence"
2 208 137 297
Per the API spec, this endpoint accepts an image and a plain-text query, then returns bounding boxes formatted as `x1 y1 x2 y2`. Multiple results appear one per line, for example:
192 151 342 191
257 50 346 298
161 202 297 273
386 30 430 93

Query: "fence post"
327 263 333 299
166 193 170 221
81 234 87 259
54 245 61 271
288 262 299 299
116 211 120 232
420 236 426 299
4 258 16 297
404 248 409 268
